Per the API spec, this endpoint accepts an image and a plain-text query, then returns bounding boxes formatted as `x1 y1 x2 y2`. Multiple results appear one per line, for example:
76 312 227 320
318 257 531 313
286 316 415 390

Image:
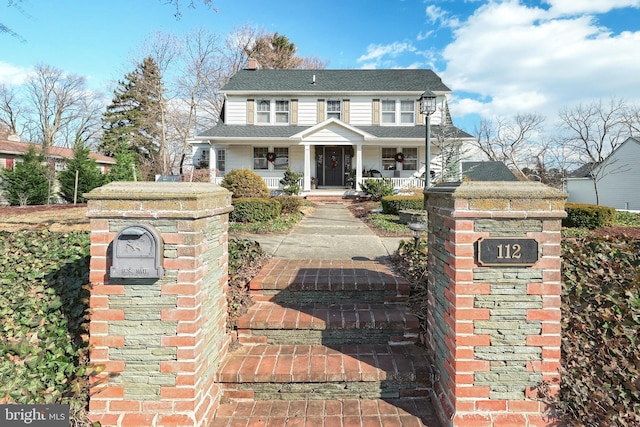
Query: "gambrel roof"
221 69 452 94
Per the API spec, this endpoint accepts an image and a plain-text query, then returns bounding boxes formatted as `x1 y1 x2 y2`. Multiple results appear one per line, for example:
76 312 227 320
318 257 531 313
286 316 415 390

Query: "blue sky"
2 0 640 135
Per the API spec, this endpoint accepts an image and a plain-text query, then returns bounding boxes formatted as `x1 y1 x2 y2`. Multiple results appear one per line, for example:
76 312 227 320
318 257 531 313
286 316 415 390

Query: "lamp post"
408 222 427 247
419 90 437 193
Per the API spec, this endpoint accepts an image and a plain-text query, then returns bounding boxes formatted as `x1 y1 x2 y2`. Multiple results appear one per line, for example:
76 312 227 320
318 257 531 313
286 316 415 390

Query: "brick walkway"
210 258 441 426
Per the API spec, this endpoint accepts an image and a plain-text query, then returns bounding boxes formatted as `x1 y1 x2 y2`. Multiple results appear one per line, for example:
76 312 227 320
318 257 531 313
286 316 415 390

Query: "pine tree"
100 56 166 178
107 147 141 182
0 145 50 205
58 143 107 203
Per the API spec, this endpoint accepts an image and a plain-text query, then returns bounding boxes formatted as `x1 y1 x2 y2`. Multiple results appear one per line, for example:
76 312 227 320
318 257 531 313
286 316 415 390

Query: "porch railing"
211 176 424 191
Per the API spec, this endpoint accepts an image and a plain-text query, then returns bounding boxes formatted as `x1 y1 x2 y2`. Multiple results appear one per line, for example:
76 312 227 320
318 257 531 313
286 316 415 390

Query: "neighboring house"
566 137 640 210
461 161 519 182
191 67 473 191
0 138 115 205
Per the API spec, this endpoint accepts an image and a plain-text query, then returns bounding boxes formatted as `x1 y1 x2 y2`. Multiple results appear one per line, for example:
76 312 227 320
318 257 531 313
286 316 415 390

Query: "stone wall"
85 182 232 427
424 181 566 427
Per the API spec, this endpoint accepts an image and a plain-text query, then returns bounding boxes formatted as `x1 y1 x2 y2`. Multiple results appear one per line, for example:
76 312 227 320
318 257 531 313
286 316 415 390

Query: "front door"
324 146 343 186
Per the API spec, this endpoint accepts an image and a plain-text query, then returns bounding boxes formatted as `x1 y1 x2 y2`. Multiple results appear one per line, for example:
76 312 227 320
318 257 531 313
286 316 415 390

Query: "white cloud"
545 0 640 16
439 1 640 130
357 42 417 63
0 61 30 86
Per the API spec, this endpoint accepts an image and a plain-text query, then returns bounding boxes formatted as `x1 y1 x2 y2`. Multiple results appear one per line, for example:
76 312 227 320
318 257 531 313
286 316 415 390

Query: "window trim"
380 99 416 126
253 147 269 170
326 99 341 120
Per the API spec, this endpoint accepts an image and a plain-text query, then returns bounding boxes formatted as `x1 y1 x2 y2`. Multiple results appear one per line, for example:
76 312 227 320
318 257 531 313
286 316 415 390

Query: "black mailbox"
110 225 164 279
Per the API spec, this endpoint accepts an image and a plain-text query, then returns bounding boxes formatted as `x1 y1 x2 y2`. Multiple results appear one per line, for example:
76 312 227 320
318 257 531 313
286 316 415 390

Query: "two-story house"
191 66 473 192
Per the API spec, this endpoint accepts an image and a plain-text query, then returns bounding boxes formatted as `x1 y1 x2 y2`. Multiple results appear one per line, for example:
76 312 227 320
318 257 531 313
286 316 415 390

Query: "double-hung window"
401 148 418 170
275 100 289 124
381 100 396 124
382 148 397 170
400 101 415 124
257 100 271 124
254 147 268 170
327 100 341 120
273 147 289 170
216 148 226 174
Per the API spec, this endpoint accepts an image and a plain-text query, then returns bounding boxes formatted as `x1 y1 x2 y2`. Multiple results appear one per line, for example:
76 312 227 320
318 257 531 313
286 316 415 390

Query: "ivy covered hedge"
0 230 94 425
548 235 640 425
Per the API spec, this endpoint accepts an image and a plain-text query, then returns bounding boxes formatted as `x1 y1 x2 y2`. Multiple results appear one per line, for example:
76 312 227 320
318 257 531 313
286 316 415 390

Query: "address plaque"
477 237 539 267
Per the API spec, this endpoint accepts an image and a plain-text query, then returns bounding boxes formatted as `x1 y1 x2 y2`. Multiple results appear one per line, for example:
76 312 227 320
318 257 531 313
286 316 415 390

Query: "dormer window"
327 100 341 120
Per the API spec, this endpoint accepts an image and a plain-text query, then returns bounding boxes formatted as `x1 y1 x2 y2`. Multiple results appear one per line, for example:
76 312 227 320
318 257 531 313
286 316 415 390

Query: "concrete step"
237 302 419 345
249 259 410 304
210 398 442 426
216 344 433 401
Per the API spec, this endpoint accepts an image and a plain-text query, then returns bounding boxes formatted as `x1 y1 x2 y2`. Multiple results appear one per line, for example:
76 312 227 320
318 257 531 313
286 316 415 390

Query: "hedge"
563 202 616 229
381 195 423 214
231 197 282 222
274 195 304 214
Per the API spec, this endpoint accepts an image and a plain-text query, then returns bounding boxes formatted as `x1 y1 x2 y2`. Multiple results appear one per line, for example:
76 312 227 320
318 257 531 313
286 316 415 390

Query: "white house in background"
191 66 473 192
566 137 640 210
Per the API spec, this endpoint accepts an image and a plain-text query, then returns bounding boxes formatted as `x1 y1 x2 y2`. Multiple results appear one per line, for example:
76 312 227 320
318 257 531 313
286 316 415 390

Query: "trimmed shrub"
275 195 303 214
221 169 270 199
360 178 395 201
231 197 282 222
544 236 640 425
381 195 424 214
279 168 303 196
563 202 615 229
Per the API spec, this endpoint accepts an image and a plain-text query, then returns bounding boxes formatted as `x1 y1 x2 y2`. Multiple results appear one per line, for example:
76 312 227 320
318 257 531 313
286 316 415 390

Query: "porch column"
303 144 311 191
210 145 217 181
355 144 363 191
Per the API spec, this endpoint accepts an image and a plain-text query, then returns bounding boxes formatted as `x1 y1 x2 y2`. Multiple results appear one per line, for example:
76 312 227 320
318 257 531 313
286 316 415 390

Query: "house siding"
226 98 247 125
349 97 373 126
567 138 640 210
297 98 317 125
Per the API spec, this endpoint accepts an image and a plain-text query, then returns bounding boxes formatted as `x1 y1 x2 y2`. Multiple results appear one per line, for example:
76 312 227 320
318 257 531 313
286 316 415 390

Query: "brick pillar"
424 181 566 427
85 182 232 427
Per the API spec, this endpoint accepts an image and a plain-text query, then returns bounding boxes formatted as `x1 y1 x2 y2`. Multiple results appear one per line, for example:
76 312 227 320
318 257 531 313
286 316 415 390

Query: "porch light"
408 222 427 247
419 90 437 192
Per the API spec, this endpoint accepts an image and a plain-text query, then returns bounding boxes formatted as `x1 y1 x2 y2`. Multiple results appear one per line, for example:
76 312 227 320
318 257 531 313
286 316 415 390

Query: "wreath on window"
266 152 277 163
395 152 405 163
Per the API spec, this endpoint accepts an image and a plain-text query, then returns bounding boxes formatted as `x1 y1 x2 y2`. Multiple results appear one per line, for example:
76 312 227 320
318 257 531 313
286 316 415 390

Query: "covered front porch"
210 175 426 193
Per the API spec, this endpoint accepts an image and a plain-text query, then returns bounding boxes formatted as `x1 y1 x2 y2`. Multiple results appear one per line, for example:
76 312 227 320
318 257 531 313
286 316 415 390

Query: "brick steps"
237 302 419 345
211 398 441 426
216 344 432 400
212 259 439 426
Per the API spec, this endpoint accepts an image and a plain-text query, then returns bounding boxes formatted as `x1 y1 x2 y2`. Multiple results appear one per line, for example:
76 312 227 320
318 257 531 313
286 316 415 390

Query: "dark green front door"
324 146 343 186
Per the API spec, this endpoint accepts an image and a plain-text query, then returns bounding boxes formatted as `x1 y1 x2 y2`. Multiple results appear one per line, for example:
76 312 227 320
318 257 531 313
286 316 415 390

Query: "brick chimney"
246 57 260 70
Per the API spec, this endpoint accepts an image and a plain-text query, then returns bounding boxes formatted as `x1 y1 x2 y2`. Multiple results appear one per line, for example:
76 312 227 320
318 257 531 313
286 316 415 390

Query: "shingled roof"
221 69 451 93
198 123 473 139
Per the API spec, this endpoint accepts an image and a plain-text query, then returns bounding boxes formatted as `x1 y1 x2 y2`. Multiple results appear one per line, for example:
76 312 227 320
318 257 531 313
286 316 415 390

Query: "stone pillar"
424 182 566 427
85 182 232 427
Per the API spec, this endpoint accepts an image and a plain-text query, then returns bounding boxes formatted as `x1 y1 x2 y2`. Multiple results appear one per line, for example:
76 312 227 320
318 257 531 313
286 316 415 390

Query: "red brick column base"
424 182 566 427
85 182 232 427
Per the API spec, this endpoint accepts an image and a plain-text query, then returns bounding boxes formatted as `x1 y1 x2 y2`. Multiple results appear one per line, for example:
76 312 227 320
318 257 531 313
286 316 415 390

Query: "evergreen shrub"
563 202 615 229
381 195 423 214
279 168 303 195
360 178 395 201
221 169 270 199
274 195 303 214
231 198 281 222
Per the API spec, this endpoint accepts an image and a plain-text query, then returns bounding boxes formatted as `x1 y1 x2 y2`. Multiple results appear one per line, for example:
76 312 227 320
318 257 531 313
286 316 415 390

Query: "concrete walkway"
232 203 407 260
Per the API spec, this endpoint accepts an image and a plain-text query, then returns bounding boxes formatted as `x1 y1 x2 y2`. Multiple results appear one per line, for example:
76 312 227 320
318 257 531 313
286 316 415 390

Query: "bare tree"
558 97 630 204
23 64 95 150
0 84 23 135
472 113 545 176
